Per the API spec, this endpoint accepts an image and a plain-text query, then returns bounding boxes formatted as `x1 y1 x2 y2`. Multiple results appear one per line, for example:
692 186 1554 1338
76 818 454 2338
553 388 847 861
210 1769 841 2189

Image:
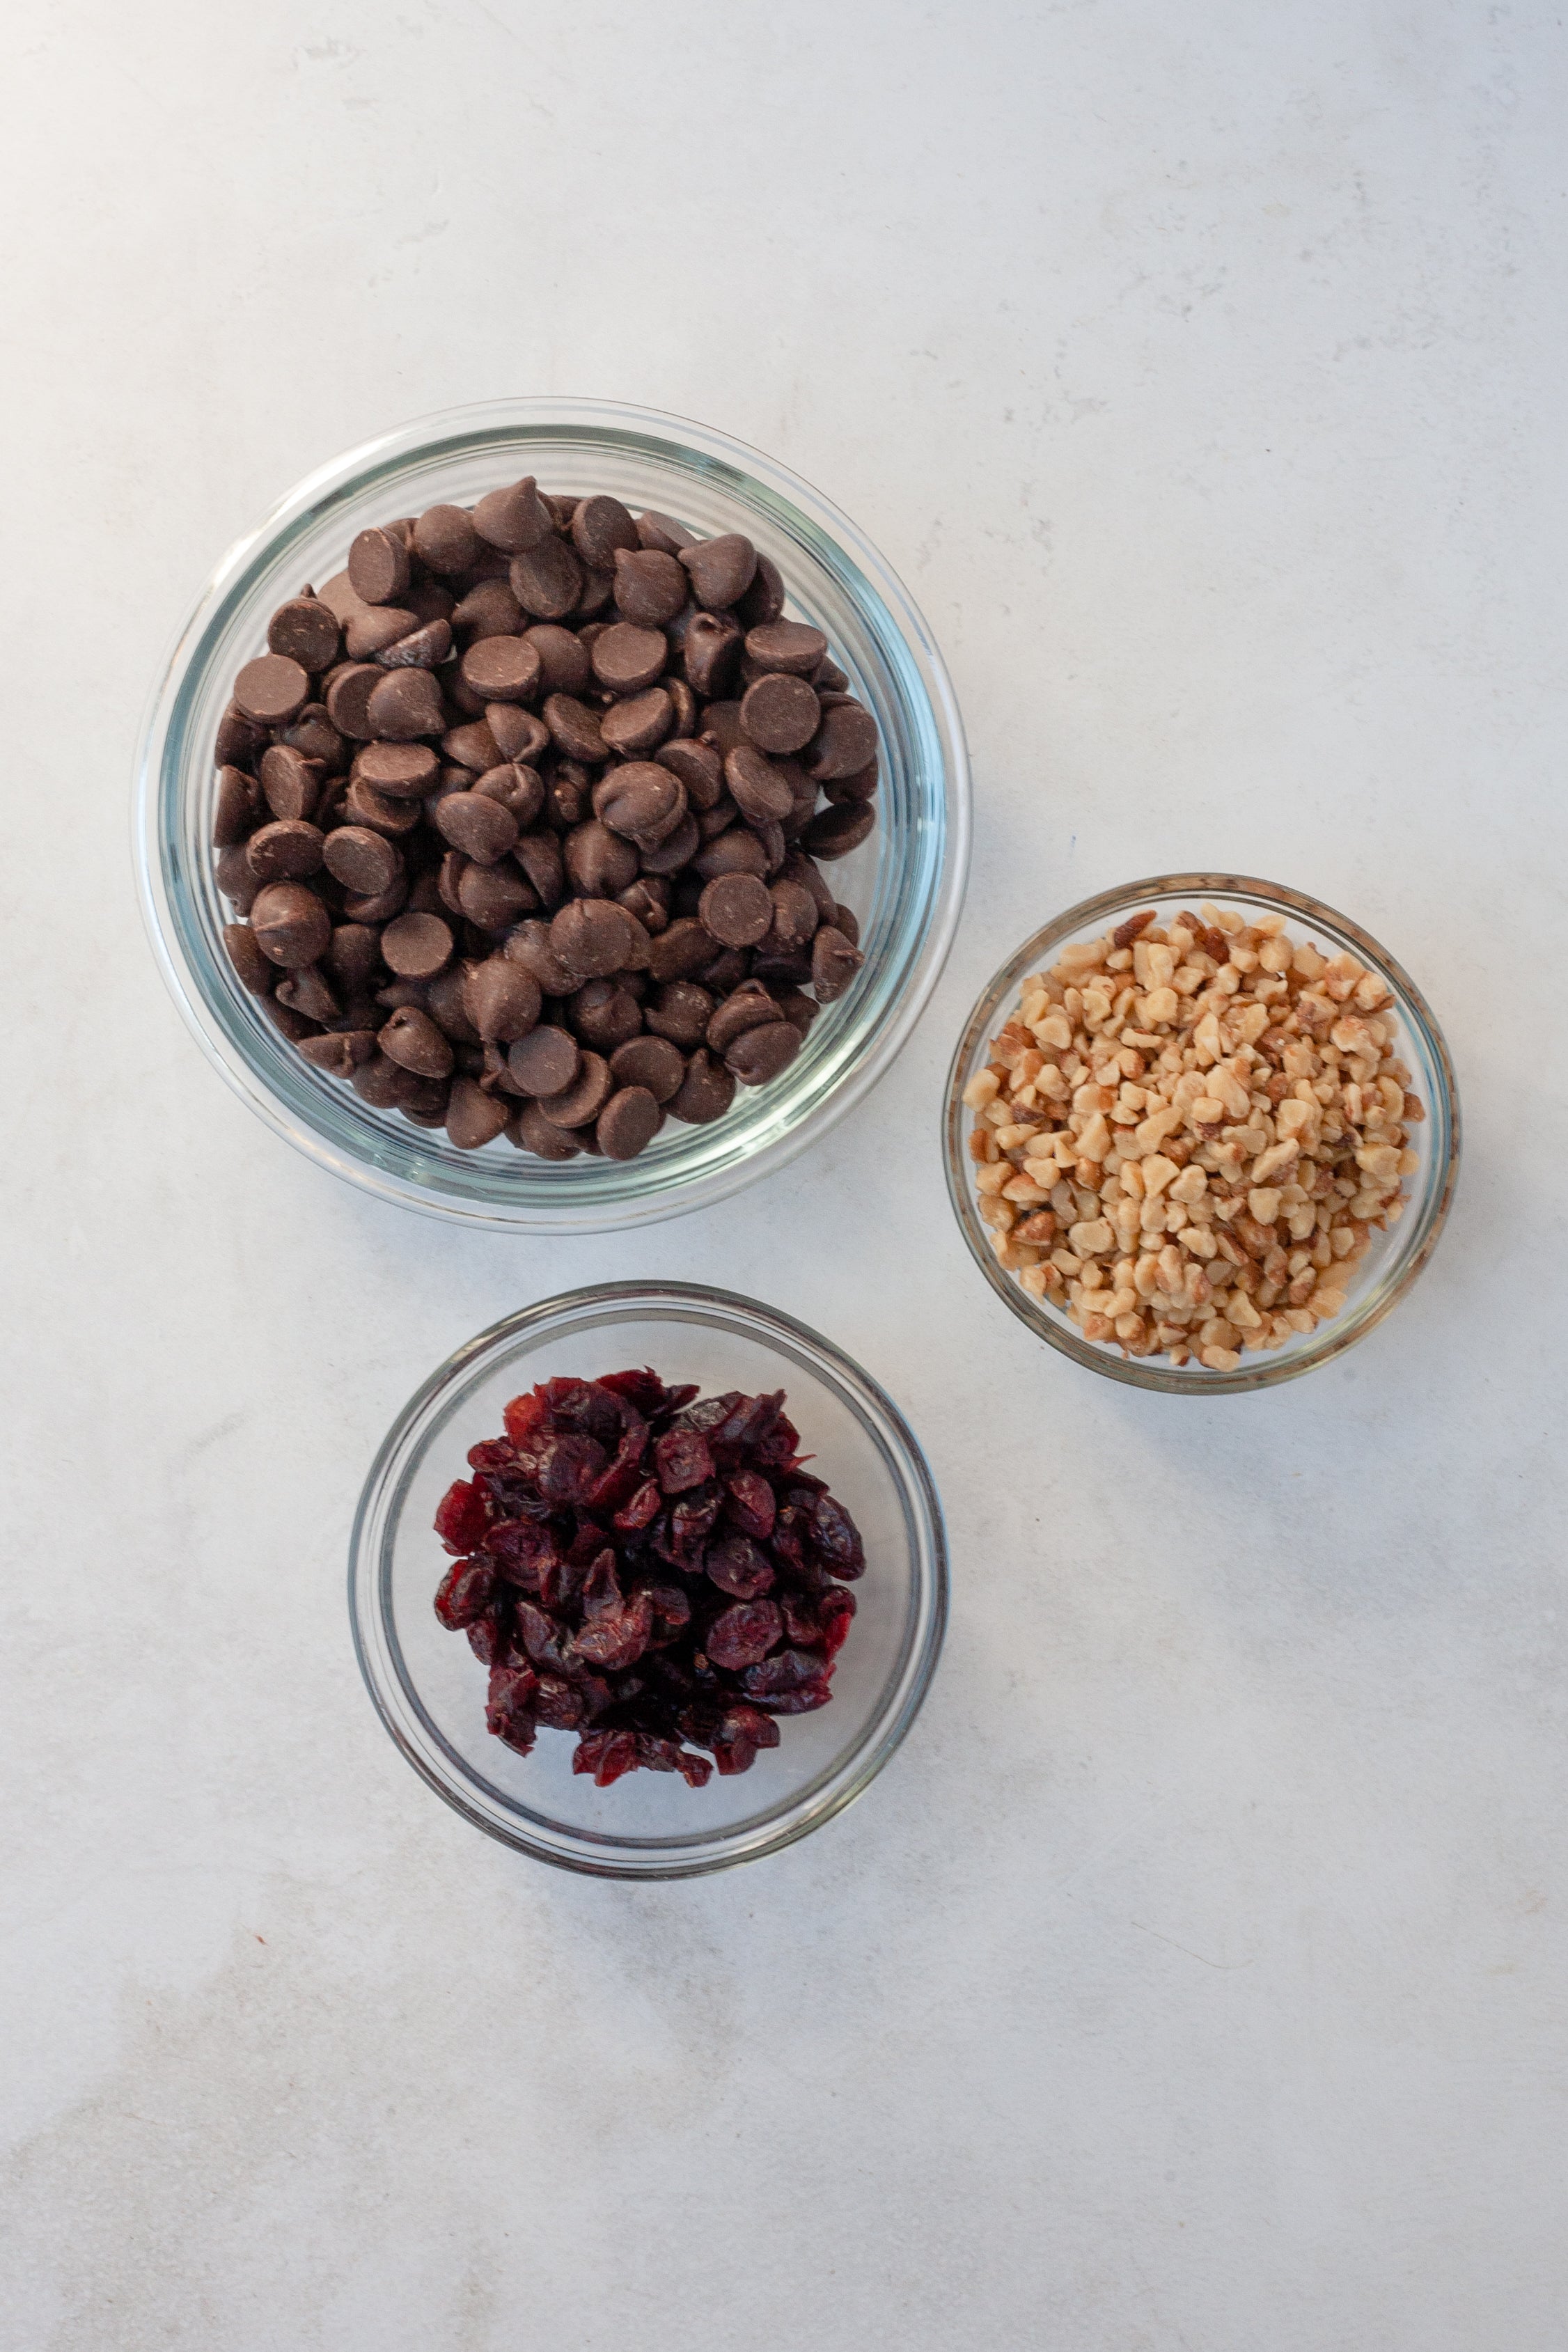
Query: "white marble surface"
3 4 1565 2344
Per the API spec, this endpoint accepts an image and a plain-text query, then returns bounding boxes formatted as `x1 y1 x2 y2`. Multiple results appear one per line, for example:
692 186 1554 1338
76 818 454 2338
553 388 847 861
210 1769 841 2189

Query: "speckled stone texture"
1 3 1565 2347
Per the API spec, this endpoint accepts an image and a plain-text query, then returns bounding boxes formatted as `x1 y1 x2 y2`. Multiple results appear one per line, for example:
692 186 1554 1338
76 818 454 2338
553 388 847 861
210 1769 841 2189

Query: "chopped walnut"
965 903 1423 1365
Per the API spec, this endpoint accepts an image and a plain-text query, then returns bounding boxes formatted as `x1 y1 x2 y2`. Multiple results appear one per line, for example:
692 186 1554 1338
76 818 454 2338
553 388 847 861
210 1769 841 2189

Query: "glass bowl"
348 1283 948 1877
135 398 970 1232
943 875 1460 1394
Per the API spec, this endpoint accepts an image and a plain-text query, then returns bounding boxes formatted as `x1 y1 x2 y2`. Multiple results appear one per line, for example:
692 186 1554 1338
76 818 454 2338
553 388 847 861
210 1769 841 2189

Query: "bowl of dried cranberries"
350 1282 948 1875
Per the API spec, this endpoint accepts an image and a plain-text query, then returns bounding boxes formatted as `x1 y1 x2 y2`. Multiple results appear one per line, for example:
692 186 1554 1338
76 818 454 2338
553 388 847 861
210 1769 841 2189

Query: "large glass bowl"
135 399 969 1232
944 875 1460 1393
348 1283 948 1877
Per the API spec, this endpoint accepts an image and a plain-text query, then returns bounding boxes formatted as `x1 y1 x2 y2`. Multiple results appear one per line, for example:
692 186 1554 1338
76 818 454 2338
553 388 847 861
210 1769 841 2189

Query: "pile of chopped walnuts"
964 902 1424 1370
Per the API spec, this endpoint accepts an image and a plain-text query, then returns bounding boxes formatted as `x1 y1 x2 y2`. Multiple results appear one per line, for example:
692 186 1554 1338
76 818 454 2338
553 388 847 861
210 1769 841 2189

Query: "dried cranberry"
467 1437 518 1479
705 1599 783 1670
705 1532 774 1599
573 1587 654 1671
434 1367 863 1790
613 1477 662 1532
502 1389 548 1447
724 1468 776 1539
808 1492 865 1578
573 1728 640 1786
483 1517 558 1591
434 1477 490 1555
434 1556 496 1629
654 1427 714 1493
597 1367 673 1417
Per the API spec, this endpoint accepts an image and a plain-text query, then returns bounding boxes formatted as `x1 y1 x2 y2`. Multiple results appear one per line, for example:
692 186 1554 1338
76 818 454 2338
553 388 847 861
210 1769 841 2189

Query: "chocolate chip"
608 1035 685 1101
434 792 520 865
707 986 783 1056
680 533 758 610
380 1005 455 1079
246 820 324 881
453 579 524 641
726 1017 801 1086
636 510 696 554
572 495 638 570
507 1025 580 1097
565 978 640 1051
510 538 583 620
322 825 401 897
804 698 879 781
267 597 342 671
377 618 452 670
346 605 418 660
353 741 439 799
724 744 794 824
744 620 826 676
550 897 633 981
327 925 381 994
591 622 667 694
740 672 820 755
365 668 444 742
413 504 480 574
512 831 565 911
486 705 550 767
762 877 821 952
213 765 260 846
519 625 590 698
223 921 274 994
637 810 701 875
560 818 635 897
644 980 713 1049
343 874 410 925
541 693 608 765
811 924 863 1001
609 547 687 627
737 552 786 629
441 720 503 775
446 1074 511 1150
824 758 879 804
596 1085 660 1160
592 763 684 849
801 801 875 859
277 704 345 772
509 1101 581 1159
458 860 535 932
682 610 742 697
537 1050 613 1129
274 962 339 1024
234 654 310 727
694 828 769 881
460 636 542 704
699 872 773 950
348 526 411 606
643 916 712 983
505 918 577 996
657 737 724 810
381 911 453 980
255 744 319 823
599 687 673 758
833 903 861 946
473 476 554 554
299 1030 378 1077
251 882 331 969
668 1047 735 1124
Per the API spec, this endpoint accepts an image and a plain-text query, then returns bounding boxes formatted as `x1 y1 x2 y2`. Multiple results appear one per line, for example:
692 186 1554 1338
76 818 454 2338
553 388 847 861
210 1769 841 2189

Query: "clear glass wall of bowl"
349 1285 949 1876
136 400 970 1231
943 875 1459 1395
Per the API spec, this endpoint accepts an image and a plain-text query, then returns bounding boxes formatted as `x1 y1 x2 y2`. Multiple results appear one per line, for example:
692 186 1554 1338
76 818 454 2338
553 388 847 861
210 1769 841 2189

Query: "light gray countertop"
3 4 1565 2346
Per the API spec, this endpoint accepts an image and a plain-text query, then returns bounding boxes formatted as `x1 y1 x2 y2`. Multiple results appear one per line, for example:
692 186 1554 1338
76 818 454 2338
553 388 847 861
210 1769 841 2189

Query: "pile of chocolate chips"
432 1369 864 1787
213 482 876 1160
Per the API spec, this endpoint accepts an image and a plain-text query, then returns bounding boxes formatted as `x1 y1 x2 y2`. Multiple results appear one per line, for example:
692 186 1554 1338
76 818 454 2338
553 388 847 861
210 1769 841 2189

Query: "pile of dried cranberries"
432 1369 863 1787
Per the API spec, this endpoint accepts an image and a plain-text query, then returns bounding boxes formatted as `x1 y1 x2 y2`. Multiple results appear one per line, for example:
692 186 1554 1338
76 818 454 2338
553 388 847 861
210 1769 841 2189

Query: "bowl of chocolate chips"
136 399 970 1229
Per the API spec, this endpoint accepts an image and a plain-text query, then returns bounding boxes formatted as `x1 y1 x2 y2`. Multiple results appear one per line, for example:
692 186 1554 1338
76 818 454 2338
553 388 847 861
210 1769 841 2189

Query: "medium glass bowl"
943 875 1460 1394
135 398 970 1232
348 1283 948 1877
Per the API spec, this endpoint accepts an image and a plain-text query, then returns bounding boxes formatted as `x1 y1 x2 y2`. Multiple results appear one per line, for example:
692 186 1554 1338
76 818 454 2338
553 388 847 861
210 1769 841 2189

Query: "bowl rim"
347 1279 950 1877
943 871 1461 1395
133 395 971 1233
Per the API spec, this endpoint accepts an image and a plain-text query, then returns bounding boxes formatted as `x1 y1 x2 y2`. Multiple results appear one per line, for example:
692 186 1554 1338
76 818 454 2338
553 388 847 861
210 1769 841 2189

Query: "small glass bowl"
135 398 970 1233
348 1283 948 1877
943 875 1460 1393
